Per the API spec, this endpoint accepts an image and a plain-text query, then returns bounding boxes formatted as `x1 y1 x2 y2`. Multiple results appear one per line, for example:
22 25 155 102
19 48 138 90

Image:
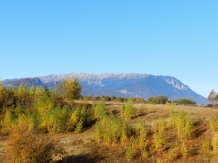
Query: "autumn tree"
58 77 81 101
148 95 168 104
208 89 217 103
0 86 14 111
13 84 34 108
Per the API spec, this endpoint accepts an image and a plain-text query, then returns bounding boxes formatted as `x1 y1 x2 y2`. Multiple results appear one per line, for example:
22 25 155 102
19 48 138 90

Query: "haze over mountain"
3 73 209 105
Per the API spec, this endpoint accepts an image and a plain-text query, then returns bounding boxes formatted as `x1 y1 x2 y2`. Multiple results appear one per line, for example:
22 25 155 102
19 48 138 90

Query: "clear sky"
0 1 217 97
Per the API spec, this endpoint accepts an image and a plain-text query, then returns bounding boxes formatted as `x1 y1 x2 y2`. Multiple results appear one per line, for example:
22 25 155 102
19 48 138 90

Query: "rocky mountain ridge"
3 73 209 105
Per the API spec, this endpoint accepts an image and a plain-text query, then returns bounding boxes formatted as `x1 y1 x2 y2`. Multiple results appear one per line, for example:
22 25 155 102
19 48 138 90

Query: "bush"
172 98 196 105
1 110 15 134
95 115 128 144
67 107 93 132
121 98 136 119
148 96 168 104
155 96 168 104
93 100 107 120
45 106 71 132
4 119 66 163
168 111 195 140
147 97 156 104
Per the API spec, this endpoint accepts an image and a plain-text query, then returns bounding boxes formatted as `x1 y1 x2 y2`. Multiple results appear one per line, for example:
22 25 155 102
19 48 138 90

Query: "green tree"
148 97 155 104
155 95 168 104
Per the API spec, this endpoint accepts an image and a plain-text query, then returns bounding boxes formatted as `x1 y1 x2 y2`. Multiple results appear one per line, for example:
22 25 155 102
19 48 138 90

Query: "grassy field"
1 101 218 163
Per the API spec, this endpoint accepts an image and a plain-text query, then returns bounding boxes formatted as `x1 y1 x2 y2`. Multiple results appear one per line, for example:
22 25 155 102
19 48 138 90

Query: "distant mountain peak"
3 72 209 105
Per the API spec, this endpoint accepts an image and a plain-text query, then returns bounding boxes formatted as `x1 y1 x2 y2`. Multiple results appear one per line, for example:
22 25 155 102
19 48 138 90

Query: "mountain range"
2 73 209 105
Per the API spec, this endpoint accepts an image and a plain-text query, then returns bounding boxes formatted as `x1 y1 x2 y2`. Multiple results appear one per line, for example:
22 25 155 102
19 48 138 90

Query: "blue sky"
0 1 217 97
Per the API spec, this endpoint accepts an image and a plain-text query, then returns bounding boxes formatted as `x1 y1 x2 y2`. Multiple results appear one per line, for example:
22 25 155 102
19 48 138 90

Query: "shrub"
148 96 168 104
153 132 165 151
95 115 125 144
168 111 195 140
67 106 93 132
120 123 132 146
172 98 196 105
151 118 166 135
4 119 66 163
1 110 15 134
155 96 168 104
133 122 147 148
93 100 107 120
45 106 71 132
120 98 136 119
147 97 156 104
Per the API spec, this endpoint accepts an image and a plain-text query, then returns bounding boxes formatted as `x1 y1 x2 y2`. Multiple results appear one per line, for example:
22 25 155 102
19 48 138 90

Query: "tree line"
147 95 196 105
0 78 81 112
0 77 199 112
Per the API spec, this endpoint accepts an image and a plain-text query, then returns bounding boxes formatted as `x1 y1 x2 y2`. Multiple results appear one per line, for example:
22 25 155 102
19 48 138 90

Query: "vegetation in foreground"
0 80 218 162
